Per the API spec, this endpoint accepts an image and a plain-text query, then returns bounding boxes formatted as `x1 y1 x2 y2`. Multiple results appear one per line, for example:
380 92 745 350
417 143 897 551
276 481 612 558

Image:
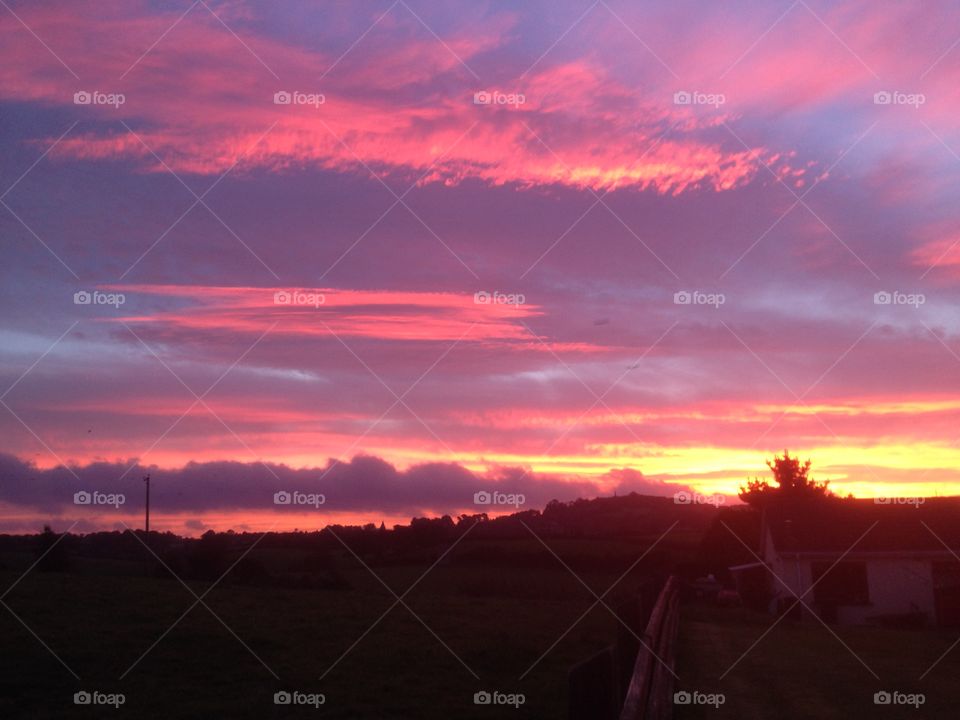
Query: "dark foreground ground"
4 499 960 718
676 603 960 719
0 539 659 719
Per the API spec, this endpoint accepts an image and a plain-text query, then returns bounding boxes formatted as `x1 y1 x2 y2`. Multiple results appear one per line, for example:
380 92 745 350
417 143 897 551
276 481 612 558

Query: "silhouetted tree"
36 525 70 572
408 515 455 546
189 529 230 579
697 507 762 581
456 512 488 528
739 451 832 508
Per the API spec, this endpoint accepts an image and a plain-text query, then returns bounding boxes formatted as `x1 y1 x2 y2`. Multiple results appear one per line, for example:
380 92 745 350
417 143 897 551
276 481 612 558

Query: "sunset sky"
2 0 960 534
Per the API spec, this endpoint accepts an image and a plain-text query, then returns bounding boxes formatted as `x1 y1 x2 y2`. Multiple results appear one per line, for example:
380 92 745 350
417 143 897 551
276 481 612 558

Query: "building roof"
765 498 960 555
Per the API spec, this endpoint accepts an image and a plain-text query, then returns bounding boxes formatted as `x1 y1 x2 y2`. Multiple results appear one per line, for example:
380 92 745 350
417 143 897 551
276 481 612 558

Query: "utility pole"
143 474 151 537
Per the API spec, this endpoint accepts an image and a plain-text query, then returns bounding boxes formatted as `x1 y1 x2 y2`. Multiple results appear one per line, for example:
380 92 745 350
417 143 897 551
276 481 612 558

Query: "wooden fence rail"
618 575 680 720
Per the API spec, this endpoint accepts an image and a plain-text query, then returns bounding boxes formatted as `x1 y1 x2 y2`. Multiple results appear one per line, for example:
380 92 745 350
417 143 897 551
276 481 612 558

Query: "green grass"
0 560 631 718
675 603 960 719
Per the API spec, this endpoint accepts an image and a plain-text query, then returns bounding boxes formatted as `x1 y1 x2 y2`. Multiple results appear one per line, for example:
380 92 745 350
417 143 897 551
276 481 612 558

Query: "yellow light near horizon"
22 437 960 502
754 399 960 416
416 442 960 499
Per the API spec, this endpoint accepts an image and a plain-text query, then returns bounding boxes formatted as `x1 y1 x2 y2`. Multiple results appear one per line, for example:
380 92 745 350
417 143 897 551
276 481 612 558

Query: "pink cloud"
1 1 794 193
99 284 610 354
910 237 960 278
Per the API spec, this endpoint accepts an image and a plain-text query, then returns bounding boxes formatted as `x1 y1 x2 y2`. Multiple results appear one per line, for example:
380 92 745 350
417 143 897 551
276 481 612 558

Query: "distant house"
731 500 960 627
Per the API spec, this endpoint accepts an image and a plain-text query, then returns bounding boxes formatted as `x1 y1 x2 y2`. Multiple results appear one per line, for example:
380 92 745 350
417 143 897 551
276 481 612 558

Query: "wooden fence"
568 576 681 720
618 575 680 720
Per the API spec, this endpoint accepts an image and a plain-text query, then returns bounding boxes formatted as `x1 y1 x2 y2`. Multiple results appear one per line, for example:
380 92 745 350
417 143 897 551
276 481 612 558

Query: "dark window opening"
811 561 869 606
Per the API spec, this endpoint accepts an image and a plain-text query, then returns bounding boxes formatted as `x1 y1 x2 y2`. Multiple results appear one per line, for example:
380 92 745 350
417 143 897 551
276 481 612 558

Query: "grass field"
0 544 648 719
675 603 960 719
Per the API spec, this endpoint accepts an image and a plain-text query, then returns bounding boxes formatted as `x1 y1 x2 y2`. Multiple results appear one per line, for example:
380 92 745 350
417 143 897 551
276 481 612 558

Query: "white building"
731 500 960 627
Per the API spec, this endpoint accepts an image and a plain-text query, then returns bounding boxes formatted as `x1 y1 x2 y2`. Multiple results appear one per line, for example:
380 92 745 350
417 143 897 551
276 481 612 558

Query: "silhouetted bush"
35 525 71 572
